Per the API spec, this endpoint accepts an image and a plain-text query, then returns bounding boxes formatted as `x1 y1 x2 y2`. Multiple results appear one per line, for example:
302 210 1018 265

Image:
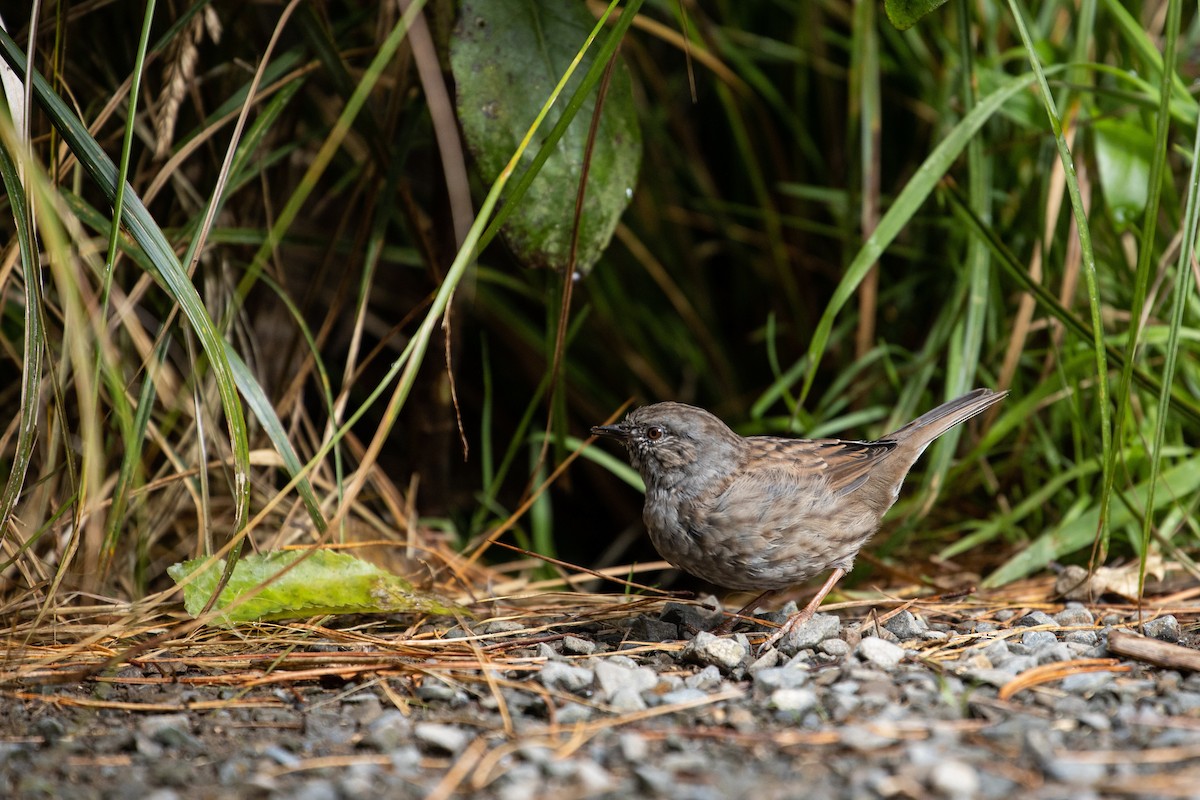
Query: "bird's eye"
646 426 664 441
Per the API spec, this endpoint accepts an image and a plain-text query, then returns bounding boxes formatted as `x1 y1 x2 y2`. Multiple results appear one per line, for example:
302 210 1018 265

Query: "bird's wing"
745 437 898 497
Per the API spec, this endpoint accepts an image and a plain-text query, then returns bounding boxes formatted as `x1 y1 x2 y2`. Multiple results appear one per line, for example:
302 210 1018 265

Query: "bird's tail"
887 388 1008 451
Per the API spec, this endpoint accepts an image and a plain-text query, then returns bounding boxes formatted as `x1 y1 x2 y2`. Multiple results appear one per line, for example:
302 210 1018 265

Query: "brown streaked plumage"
592 388 1007 649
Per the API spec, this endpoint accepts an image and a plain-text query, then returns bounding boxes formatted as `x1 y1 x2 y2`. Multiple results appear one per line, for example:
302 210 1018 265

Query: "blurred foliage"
0 0 1198 616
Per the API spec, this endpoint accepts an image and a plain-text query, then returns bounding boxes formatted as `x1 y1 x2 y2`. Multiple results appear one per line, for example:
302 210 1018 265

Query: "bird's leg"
759 568 847 652
711 590 776 634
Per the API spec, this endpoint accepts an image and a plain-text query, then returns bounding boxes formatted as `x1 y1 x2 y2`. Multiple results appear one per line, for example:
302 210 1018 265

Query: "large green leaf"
1093 117 1154 231
168 550 464 625
885 0 951 30
451 0 641 274
984 456 1200 587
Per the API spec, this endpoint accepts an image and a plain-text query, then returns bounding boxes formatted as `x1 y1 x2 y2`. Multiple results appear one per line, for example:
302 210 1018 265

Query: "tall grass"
0 0 1197 628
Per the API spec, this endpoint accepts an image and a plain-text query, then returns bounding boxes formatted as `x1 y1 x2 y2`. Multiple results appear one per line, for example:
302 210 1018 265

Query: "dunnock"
592 388 1007 649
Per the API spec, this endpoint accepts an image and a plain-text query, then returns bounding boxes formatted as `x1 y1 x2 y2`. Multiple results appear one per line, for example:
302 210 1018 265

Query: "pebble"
608 687 648 712
856 636 906 670
414 723 470 754
618 731 648 762
629 616 679 642
1016 611 1056 627
416 678 468 705
753 666 810 692
1143 615 1181 642
556 702 594 724
682 631 747 672
561 635 597 655
770 688 818 714
659 601 723 631
658 688 709 705
1060 672 1114 695
928 759 980 798
364 710 410 751
291 780 339 800
884 610 928 640
819 638 851 657
1064 630 1098 646
685 664 724 690
780 613 841 651
538 661 595 693
1021 630 1059 649
1054 604 1095 627
594 659 657 697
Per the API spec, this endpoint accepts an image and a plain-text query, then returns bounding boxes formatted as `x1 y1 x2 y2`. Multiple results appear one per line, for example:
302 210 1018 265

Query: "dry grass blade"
997 657 1130 700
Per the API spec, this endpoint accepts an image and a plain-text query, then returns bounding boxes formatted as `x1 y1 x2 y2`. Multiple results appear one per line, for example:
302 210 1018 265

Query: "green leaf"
1093 117 1154 231
450 0 641 274
884 0 951 30
168 550 465 625
984 456 1200 587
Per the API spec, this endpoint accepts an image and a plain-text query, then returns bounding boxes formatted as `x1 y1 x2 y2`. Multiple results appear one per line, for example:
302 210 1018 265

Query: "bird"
591 388 1007 650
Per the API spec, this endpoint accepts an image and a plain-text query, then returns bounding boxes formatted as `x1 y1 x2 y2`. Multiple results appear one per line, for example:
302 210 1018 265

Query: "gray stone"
483 620 526 635
561 635 596 655
1037 643 1077 665
365 710 411 751
964 668 1012 688
262 744 300 767
594 659 656 698
1143 615 1181 642
1054 604 1095 627
339 763 383 800
535 642 561 661
291 779 339 800
1021 630 1059 649
983 639 1010 661
138 714 196 748
780 613 841 651
660 602 723 631
556 702 594 723
929 760 980 798
840 724 898 751
770 688 818 714
658 688 709 705
857 636 906 670
1016 611 1056 627
538 660 595 693
618 731 649 761
497 764 541 800
753 666 811 692
630 616 680 642
685 664 724 690
747 647 782 673
1043 756 1107 784
884 610 928 640
819 638 851 657
1060 671 1114 694
608 687 648 712
414 722 471 754
1064 630 1098 646
416 678 468 705
682 631 747 673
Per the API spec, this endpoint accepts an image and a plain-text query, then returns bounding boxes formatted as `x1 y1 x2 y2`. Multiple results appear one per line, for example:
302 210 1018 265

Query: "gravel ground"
3 599 1199 799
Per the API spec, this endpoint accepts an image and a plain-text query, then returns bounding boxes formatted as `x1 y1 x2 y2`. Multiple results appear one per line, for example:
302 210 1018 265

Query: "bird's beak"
591 424 630 440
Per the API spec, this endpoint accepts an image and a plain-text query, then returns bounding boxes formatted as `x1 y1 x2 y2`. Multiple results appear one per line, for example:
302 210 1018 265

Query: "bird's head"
591 402 742 491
